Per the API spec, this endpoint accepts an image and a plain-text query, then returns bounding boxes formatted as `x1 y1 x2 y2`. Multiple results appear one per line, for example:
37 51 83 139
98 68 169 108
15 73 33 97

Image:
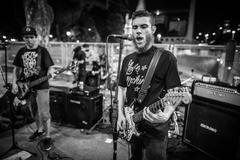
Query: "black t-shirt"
73 48 86 70
118 46 181 135
13 46 54 90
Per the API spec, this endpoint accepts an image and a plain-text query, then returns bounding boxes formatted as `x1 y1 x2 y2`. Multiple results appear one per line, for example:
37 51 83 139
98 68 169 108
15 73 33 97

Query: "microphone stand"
111 39 125 160
0 42 37 159
105 36 124 160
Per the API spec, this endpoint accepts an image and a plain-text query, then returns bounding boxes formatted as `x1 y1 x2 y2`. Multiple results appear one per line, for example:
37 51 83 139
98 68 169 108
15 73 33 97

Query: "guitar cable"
36 140 74 160
0 65 6 85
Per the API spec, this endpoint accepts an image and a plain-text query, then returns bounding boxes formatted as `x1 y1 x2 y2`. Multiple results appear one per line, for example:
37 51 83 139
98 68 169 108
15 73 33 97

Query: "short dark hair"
132 10 155 25
82 44 89 48
73 46 81 52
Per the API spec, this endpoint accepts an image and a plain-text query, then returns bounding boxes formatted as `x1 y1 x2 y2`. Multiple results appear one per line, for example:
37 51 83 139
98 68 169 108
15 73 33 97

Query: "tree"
49 0 130 42
24 0 54 46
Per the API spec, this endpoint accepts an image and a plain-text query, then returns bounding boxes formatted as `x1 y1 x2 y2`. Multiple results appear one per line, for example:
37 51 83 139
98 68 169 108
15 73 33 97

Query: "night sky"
0 0 238 40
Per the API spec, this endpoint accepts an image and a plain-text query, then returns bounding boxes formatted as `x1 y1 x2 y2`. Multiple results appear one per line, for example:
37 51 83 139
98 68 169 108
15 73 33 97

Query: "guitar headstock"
163 87 192 107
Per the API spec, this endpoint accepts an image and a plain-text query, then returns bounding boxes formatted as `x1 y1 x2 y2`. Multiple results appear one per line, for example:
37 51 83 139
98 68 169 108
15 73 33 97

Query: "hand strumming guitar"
12 82 19 94
117 110 126 131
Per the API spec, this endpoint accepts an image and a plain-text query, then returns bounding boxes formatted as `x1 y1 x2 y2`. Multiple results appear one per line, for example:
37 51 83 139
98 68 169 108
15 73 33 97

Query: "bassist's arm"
12 66 21 94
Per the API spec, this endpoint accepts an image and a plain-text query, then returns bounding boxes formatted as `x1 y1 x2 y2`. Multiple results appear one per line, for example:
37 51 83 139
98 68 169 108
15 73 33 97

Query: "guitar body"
121 87 192 142
15 60 79 101
123 105 140 141
16 81 32 100
16 75 39 100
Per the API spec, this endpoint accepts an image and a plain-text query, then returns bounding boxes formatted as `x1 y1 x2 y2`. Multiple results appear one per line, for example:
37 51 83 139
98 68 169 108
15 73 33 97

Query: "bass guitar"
16 60 78 100
120 87 192 141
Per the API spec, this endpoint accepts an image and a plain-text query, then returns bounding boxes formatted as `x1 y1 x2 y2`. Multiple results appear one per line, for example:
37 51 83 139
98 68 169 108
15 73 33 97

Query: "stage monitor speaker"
66 93 103 129
50 90 67 123
183 96 240 160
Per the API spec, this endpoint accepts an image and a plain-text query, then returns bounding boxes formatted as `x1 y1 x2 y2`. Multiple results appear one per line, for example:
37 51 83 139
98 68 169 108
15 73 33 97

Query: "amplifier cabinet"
183 95 240 160
50 90 68 123
66 93 103 129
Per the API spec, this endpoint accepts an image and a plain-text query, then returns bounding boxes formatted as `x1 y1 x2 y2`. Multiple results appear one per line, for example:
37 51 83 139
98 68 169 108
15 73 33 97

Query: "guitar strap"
137 48 163 104
36 46 42 75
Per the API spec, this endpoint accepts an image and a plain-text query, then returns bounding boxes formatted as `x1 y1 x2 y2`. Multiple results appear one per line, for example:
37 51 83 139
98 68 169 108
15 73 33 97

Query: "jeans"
35 89 51 122
130 133 168 160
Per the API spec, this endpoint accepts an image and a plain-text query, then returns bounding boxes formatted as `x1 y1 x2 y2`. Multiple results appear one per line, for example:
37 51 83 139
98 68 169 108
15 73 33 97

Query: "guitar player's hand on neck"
143 103 175 123
143 95 183 123
48 66 57 80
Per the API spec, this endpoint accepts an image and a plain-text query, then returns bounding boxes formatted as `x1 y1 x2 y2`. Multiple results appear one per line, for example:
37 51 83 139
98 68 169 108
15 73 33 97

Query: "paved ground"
0 122 128 160
0 121 213 160
0 79 213 160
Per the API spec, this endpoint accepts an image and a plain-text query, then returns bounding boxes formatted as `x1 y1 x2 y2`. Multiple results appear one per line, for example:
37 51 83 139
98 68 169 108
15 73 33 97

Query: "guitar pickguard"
123 106 140 141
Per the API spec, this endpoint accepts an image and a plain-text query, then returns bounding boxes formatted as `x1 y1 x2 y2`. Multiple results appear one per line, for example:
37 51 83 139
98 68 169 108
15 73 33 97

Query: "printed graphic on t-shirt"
126 59 147 92
21 51 39 78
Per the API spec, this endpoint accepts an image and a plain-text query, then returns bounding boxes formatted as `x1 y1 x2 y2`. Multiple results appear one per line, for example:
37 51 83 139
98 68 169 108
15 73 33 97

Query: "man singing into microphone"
117 10 181 160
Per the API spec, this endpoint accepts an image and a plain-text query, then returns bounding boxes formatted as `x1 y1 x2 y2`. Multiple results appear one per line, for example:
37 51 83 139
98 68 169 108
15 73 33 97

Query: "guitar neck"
29 68 67 88
132 99 163 123
29 75 51 88
130 87 190 124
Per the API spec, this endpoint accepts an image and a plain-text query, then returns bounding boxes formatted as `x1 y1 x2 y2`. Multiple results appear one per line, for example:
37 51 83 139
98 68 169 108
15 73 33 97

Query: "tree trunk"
24 0 54 47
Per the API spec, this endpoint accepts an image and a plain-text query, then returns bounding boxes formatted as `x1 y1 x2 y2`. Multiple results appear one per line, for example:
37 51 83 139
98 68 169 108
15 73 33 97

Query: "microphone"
0 41 11 46
110 34 133 41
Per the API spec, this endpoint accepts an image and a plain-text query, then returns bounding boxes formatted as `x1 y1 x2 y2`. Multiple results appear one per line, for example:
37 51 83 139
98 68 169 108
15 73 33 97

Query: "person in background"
82 44 101 87
11 26 56 150
85 61 101 87
117 10 181 160
99 52 109 86
82 44 99 70
72 45 86 84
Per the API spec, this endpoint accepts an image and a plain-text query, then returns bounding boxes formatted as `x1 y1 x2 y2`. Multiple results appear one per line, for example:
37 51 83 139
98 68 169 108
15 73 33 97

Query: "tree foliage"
22 0 132 42
48 0 130 42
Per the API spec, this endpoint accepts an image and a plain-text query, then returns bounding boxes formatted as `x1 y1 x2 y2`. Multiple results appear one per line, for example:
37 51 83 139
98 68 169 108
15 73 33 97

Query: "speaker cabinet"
50 90 67 123
183 96 240 160
66 93 103 129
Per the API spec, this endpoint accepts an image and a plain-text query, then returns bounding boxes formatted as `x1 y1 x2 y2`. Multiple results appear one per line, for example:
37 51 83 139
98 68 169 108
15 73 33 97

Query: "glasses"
23 35 36 39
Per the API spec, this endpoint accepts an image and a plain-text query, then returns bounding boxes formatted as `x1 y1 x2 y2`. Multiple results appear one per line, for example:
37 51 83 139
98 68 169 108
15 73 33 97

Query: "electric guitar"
119 87 192 142
16 60 78 100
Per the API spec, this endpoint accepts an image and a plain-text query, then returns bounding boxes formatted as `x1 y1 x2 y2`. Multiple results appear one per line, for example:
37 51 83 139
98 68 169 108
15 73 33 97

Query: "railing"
0 42 239 85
